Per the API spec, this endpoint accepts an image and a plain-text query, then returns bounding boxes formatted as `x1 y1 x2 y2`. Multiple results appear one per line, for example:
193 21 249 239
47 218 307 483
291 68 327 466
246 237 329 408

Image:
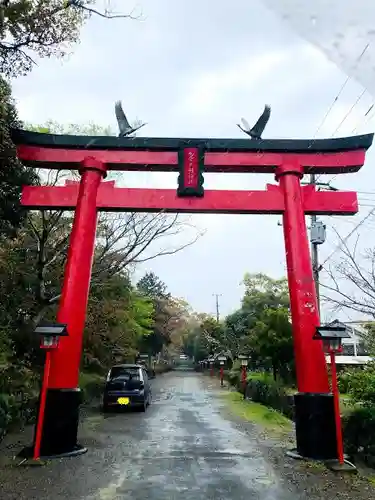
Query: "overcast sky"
10 0 375 320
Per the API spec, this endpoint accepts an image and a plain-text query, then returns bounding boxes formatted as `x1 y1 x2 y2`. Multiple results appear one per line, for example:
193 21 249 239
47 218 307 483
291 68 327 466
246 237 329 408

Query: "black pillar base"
294 392 337 460
20 388 85 458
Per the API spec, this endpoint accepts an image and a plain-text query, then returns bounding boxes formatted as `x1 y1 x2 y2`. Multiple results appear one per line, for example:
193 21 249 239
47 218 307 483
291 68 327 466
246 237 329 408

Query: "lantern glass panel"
41 335 59 348
330 337 342 351
322 339 331 352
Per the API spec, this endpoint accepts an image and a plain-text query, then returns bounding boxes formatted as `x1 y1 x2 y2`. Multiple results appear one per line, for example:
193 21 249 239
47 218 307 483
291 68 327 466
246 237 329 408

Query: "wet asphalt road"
1 370 297 500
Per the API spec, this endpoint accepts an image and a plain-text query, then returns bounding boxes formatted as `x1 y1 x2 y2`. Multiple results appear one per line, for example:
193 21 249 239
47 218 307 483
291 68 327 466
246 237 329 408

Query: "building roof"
325 355 373 365
328 319 367 342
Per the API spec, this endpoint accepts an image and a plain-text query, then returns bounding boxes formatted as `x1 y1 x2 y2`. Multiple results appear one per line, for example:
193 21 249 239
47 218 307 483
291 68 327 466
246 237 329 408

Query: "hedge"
221 367 375 467
154 363 173 375
244 374 294 420
343 405 375 467
226 368 242 389
0 363 40 442
224 369 294 420
1 370 107 442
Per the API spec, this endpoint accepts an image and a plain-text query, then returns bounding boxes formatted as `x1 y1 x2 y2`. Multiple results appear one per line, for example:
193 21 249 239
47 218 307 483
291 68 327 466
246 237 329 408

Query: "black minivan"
103 364 152 412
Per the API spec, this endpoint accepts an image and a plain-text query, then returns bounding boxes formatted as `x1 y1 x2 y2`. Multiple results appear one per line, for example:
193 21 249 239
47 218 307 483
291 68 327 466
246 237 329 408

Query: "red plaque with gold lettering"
177 144 204 197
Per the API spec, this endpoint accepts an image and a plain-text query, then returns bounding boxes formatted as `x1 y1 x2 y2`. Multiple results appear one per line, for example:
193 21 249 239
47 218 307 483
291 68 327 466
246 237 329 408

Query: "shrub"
82 354 105 374
0 394 12 441
245 374 294 420
0 363 40 442
154 363 172 374
345 367 375 406
343 405 375 467
79 372 105 403
338 369 352 394
226 367 241 388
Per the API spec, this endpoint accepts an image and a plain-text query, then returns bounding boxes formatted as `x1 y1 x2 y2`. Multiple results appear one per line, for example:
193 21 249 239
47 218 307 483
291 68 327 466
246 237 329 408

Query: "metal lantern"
218 355 227 366
34 322 68 350
32 322 68 461
238 354 248 366
313 325 350 353
313 323 353 468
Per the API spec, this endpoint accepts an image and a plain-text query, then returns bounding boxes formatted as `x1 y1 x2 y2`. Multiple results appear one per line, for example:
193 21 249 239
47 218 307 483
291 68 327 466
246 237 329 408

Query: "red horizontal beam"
17 145 366 174
21 182 358 215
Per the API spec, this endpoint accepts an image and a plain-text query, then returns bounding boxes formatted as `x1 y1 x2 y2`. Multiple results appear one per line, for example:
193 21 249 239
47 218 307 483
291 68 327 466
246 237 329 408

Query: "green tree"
137 272 170 300
83 275 154 370
137 273 176 356
183 326 209 362
247 307 294 381
241 272 289 320
0 76 37 237
0 1 138 76
363 323 375 355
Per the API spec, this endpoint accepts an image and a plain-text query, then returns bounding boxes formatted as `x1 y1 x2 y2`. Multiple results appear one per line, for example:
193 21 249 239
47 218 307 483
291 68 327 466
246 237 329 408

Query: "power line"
313 42 370 140
351 103 374 134
313 42 370 185
313 75 351 139
319 207 375 270
356 190 375 195
331 88 367 137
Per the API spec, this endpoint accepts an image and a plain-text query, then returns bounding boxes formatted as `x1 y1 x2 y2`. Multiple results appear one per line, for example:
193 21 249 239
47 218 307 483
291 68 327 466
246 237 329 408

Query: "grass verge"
220 391 293 435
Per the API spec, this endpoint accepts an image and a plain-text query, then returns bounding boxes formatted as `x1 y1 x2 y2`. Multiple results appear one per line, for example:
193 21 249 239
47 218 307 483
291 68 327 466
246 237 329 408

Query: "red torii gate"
11 128 373 461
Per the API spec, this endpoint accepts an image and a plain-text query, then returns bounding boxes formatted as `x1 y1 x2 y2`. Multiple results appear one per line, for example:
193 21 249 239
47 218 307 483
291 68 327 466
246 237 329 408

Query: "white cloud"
176 50 289 117
10 0 375 317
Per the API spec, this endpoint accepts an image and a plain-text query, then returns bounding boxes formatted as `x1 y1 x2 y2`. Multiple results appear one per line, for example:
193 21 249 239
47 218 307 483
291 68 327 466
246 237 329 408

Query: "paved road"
4 370 374 500
1 370 295 499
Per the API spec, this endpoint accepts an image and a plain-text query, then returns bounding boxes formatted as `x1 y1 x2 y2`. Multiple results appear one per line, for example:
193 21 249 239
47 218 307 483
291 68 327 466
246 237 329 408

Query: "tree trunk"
272 362 277 381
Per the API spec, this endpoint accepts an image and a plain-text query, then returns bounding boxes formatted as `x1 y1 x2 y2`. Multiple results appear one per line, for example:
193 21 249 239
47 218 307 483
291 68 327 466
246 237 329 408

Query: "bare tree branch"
320 228 375 318
68 1 142 20
92 212 203 280
0 1 141 76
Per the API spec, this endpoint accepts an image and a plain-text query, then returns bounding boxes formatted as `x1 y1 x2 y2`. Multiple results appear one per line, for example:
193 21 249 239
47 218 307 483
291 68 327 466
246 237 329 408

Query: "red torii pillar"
12 128 373 460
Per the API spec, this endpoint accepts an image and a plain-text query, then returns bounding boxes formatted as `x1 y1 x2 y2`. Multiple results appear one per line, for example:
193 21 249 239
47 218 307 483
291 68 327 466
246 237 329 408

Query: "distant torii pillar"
12 127 373 461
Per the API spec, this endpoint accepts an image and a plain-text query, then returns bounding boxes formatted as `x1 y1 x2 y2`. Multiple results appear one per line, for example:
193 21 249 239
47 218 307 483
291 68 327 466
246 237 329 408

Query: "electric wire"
313 43 369 140
331 88 366 137
313 75 351 140
351 103 374 134
319 207 375 270
313 43 370 185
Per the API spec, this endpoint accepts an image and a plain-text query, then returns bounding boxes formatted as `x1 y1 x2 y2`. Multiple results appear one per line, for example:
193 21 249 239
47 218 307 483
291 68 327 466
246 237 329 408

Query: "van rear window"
110 367 140 380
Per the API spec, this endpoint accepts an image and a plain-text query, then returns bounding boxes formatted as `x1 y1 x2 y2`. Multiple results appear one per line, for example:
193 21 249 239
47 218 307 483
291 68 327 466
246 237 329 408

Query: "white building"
325 320 373 366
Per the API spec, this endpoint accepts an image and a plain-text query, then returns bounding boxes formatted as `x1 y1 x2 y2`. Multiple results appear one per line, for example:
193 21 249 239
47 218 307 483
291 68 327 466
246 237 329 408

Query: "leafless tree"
320 230 375 318
93 212 201 280
26 183 202 323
